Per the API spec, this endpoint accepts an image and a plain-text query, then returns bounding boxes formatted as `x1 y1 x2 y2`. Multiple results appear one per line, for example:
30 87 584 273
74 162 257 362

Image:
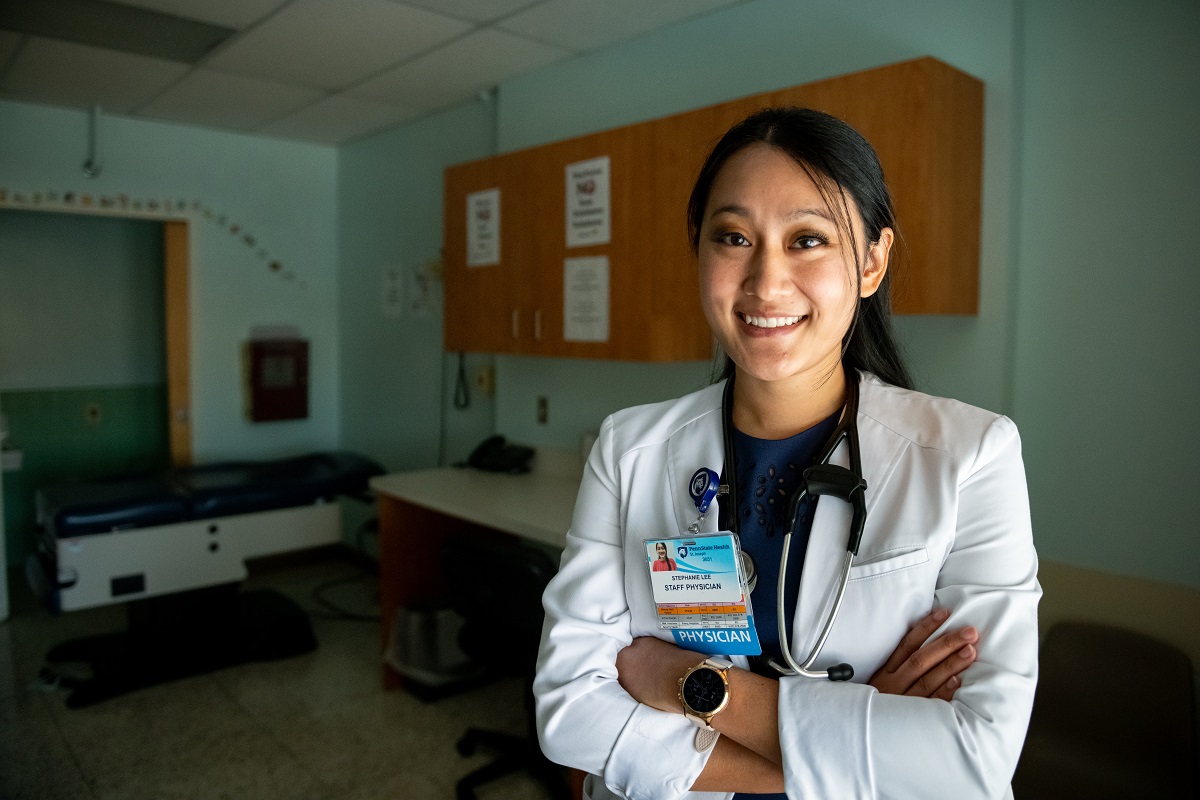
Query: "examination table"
26 451 384 707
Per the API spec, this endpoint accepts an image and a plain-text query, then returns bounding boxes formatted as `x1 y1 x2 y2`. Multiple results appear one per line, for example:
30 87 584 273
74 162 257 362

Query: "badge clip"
688 468 720 532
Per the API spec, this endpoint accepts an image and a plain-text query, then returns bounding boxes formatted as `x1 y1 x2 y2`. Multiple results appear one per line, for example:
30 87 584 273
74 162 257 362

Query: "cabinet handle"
512 308 520 339
534 309 542 341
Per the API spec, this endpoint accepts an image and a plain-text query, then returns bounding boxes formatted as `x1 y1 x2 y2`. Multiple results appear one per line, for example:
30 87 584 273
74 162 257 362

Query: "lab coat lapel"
790 434 854 661
789 376 906 663
666 387 726 537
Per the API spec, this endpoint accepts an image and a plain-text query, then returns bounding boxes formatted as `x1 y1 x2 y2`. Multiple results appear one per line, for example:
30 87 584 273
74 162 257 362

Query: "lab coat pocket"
847 546 928 581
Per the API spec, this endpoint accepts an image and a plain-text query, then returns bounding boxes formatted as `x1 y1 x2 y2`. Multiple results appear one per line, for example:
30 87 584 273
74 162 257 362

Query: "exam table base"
40 582 316 708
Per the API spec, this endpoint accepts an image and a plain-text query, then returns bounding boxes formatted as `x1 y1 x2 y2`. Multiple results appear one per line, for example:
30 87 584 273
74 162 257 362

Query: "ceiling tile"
137 68 324 131
0 30 23 67
205 0 472 90
257 92 421 144
351 28 570 111
0 36 190 113
395 0 542 24
498 0 745 52
112 0 287 30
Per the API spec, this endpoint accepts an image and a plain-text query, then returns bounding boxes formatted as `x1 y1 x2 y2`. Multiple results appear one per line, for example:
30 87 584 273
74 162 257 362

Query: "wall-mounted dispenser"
243 326 308 422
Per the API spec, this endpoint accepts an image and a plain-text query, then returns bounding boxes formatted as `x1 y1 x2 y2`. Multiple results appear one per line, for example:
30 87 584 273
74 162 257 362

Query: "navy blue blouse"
730 410 838 800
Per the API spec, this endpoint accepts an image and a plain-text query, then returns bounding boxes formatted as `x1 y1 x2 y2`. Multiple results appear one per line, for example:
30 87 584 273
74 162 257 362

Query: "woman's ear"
860 227 893 298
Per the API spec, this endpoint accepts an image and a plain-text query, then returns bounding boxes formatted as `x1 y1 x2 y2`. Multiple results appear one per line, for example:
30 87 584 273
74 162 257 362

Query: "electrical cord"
454 351 470 409
309 573 379 622
304 516 381 622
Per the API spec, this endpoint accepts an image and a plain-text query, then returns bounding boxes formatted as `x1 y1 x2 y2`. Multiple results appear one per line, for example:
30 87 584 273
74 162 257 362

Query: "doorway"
0 210 190 608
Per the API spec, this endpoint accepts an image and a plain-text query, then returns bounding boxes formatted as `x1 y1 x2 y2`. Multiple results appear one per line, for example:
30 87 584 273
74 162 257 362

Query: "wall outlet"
474 365 495 396
537 396 548 425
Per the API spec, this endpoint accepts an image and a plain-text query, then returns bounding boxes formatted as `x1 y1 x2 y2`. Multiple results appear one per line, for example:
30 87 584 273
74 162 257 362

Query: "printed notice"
566 156 610 248
563 256 609 343
466 188 500 267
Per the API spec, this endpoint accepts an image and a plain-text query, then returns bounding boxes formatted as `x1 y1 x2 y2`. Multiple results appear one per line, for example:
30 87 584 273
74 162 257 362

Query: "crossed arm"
615 608 980 794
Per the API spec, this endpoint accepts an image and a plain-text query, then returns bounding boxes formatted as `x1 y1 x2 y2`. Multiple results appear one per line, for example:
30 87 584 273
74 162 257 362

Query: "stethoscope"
690 371 867 681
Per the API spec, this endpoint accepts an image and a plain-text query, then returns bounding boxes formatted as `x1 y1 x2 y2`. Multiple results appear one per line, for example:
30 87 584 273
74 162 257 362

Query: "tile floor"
0 556 552 800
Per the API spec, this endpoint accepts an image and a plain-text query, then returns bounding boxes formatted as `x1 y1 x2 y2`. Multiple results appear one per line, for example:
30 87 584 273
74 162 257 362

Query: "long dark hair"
688 106 913 390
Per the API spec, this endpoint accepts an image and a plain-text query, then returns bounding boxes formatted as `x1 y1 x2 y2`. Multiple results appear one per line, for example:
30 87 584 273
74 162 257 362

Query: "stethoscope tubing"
719 370 864 681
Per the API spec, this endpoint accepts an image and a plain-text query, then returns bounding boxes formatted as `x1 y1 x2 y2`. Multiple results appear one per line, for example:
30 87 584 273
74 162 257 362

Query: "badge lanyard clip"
687 468 721 533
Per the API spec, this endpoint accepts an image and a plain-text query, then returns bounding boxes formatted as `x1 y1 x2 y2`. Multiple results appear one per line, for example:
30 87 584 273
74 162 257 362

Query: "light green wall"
1012 0 1200 587
0 100 340 462
0 209 164 390
337 101 496 472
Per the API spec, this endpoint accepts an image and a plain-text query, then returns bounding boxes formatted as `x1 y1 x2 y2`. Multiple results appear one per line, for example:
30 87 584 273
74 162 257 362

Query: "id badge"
643 533 762 656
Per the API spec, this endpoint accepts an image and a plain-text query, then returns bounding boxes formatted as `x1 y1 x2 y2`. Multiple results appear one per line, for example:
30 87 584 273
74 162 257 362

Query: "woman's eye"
716 232 750 247
793 235 826 249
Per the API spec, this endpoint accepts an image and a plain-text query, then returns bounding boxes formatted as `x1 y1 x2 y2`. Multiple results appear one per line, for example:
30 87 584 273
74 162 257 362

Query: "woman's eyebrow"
785 206 835 223
708 204 835 223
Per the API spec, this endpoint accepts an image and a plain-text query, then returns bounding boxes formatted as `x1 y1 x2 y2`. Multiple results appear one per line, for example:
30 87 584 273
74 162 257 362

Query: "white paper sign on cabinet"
564 256 609 343
467 187 500 266
566 156 610 248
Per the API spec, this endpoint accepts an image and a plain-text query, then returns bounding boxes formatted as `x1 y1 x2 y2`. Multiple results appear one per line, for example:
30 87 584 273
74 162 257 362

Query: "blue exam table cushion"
39 451 384 538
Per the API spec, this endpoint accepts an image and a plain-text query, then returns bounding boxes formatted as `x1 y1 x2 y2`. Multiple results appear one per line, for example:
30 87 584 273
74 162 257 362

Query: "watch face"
683 667 726 714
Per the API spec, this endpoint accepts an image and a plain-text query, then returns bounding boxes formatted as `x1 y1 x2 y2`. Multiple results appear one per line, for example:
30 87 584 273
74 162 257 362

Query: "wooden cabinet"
444 56 983 361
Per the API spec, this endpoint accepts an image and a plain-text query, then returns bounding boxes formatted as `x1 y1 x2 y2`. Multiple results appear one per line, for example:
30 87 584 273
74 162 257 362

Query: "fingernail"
947 676 959 688
960 627 978 641
934 608 950 621
959 644 975 660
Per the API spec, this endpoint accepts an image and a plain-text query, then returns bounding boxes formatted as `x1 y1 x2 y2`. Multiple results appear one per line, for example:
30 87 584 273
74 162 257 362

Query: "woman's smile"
737 312 806 334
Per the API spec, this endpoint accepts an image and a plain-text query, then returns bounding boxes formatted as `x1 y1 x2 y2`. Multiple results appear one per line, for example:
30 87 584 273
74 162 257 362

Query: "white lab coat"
534 373 1040 800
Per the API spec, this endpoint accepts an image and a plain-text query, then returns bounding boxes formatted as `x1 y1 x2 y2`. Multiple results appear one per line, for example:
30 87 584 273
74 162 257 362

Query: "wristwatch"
678 657 733 729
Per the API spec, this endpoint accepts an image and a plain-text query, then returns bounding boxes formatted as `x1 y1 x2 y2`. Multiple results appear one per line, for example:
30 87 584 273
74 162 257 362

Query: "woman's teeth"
741 314 801 328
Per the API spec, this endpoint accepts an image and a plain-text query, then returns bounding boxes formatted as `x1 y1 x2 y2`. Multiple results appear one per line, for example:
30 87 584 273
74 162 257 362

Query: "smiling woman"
696 143 890 437
533 107 1040 800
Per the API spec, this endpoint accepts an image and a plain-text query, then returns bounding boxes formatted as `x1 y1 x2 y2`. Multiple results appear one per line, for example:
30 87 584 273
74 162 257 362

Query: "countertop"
370 452 582 549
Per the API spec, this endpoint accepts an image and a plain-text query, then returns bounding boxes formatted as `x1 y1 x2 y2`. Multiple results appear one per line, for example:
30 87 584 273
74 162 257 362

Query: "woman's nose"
743 246 792 300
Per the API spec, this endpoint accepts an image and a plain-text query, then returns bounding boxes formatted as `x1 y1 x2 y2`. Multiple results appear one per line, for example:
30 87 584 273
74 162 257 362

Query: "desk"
371 464 579 690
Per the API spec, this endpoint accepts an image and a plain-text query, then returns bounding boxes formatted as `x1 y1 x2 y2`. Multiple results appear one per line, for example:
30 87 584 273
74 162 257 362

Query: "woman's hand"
869 607 978 700
615 636 703 713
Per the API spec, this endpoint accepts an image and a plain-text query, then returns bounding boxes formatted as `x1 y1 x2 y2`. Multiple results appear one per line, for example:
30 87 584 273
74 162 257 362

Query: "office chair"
1012 621 1197 800
446 536 572 800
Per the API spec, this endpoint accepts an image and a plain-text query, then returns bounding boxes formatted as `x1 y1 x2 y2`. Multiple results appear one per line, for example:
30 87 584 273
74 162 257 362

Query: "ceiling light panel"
1 36 189 113
259 92 421 144
498 0 745 52
0 0 235 63
137 69 324 131
110 0 288 30
205 0 472 91
352 28 570 111
396 0 544 24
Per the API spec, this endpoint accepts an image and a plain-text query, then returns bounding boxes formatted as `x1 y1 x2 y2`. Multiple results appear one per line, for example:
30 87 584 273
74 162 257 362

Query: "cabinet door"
444 158 513 353
528 123 713 361
502 146 547 355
